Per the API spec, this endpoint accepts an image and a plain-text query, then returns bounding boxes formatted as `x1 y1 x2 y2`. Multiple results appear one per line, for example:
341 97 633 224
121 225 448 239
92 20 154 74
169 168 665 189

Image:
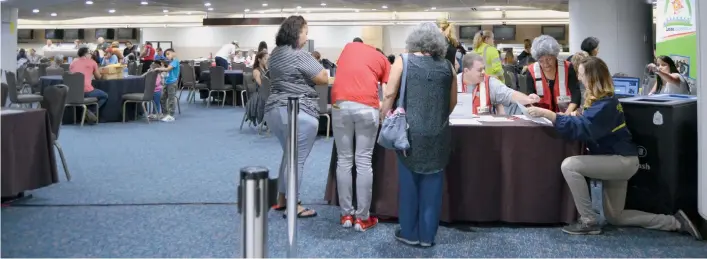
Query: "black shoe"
394 230 419 246
675 210 703 240
562 220 602 235
84 111 98 123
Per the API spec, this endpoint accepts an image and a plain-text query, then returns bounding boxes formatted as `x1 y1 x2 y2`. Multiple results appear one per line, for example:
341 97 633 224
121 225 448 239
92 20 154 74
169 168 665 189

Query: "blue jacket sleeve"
554 100 617 142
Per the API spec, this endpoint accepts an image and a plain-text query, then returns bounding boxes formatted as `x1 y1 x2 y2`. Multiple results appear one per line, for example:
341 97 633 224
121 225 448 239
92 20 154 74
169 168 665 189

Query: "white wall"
1 5 19 80
696 0 707 221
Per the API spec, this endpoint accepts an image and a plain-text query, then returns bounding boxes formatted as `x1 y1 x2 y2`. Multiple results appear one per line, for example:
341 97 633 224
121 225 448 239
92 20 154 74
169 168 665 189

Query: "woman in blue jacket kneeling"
527 56 702 239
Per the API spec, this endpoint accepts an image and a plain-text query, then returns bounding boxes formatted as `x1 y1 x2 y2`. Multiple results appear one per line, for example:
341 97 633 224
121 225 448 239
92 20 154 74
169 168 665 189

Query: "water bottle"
123 67 129 78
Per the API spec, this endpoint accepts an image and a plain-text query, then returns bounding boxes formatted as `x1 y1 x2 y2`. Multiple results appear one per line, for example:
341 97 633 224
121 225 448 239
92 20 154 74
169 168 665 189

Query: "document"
449 93 475 119
477 115 513 122
450 118 482 125
515 102 553 125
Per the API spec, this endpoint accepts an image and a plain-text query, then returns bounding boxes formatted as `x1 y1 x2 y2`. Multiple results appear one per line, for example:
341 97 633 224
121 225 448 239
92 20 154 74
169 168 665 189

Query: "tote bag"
377 54 410 151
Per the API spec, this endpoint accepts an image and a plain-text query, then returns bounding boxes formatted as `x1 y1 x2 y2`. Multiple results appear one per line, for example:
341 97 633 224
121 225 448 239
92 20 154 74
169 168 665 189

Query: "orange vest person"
525 35 581 113
527 59 571 112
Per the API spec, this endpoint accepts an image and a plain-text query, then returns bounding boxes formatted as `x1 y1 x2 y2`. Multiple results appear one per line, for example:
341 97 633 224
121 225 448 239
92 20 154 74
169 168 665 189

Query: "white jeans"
332 101 379 219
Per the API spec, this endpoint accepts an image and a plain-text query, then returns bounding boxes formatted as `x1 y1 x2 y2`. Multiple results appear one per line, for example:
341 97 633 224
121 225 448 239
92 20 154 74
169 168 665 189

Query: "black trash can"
619 94 697 215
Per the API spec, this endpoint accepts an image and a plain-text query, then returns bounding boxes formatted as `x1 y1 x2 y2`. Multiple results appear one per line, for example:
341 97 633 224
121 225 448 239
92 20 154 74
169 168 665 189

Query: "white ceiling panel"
7 0 567 20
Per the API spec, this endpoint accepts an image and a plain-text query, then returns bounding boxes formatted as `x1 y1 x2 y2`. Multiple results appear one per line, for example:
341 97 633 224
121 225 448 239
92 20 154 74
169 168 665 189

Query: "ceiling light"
187 12 192 14
208 7 214 11
204 2 211 6
163 9 169 13
354 9 359 12
32 9 40 13
431 7 436 10
85 0 93 4
262 3 268 6
494 7 501 11
382 5 388 9
244 9 250 12
50 13 57 16
108 9 116 13
296 6 301 9
321 3 326 6
141 1 148 5
372 9 377 11
259 11 264 13
164 14 169 16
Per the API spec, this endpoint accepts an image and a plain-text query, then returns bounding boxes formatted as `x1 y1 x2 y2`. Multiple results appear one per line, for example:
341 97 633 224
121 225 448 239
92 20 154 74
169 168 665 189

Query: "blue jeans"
215 56 229 70
153 91 162 113
84 89 108 113
397 157 444 244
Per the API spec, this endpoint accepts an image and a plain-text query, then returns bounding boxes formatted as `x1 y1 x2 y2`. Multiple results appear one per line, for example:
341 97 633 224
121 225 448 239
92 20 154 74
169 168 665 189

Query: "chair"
517 74 529 94
207 66 235 107
232 62 247 71
122 71 159 123
40 84 72 181
590 179 606 226
24 67 41 94
1 83 9 107
256 75 272 135
38 63 49 77
128 62 139 75
60 63 70 71
63 72 99 126
179 64 208 103
243 66 254 73
137 63 143 75
4 71 43 108
239 72 255 129
314 85 331 138
199 61 210 76
46 67 64 76
503 71 514 89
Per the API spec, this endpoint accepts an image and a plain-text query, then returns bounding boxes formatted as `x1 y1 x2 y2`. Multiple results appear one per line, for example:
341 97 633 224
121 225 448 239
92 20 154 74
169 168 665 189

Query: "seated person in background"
647 55 691 95
526 35 581 114
459 53 539 115
102 51 119 66
27 48 42 64
526 56 702 240
105 41 125 61
154 47 167 61
70 47 108 124
50 55 64 69
92 50 102 65
503 49 515 65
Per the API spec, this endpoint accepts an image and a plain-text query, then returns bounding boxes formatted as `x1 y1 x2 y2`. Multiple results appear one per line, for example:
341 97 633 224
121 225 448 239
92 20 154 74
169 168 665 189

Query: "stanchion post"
286 97 299 258
238 166 270 258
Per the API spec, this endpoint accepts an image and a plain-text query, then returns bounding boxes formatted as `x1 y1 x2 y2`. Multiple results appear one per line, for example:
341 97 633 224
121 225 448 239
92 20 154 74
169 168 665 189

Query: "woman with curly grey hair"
525 35 581 113
381 22 457 247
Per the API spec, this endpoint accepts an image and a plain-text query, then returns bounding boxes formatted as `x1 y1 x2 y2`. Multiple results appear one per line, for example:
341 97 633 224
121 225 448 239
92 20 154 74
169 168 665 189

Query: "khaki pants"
561 155 679 231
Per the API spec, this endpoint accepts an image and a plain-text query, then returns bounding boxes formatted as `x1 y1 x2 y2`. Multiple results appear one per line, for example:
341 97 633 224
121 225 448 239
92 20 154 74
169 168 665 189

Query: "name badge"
557 96 571 103
477 107 490 114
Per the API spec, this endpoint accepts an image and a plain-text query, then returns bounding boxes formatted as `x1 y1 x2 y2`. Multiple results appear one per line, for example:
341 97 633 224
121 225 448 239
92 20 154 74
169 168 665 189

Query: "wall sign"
656 0 698 84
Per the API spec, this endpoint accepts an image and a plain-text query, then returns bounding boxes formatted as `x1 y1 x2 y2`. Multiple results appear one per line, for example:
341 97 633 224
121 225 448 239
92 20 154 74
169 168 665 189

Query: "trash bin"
619 95 697 215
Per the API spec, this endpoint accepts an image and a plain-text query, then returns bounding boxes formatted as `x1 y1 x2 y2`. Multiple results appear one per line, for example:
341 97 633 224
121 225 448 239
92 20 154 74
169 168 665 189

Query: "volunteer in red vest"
459 53 540 114
525 35 581 114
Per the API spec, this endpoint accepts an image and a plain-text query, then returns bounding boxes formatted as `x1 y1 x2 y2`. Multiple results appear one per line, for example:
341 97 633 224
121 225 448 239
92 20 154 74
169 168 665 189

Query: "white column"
569 0 653 78
696 0 707 220
0 3 19 82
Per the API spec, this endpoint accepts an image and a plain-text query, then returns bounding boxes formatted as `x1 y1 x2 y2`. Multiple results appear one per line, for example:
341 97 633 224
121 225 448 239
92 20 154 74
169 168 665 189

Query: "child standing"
156 49 180 122
146 62 165 120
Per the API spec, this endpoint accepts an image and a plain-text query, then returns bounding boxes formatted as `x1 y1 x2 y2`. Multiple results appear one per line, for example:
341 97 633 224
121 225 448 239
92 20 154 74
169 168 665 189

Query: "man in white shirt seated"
459 53 540 115
41 40 55 53
215 40 238 69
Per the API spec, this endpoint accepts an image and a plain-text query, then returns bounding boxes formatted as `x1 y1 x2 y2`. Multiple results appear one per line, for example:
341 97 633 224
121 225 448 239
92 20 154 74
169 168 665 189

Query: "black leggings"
141 60 153 74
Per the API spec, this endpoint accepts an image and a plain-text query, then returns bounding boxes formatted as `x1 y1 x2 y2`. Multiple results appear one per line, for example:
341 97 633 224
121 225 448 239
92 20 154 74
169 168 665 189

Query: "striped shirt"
265 46 324 118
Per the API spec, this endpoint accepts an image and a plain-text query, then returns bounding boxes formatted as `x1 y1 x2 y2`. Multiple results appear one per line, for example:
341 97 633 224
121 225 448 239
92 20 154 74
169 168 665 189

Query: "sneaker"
675 210 703 240
84 111 98 123
420 242 436 247
160 115 175 122
354 216 378 232
394 229 419 246
147 114 157 120
562 220 602 235
340 215 354 228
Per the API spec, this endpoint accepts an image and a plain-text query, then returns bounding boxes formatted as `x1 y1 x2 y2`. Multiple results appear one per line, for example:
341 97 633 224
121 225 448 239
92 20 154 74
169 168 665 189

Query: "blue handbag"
377 54 410 152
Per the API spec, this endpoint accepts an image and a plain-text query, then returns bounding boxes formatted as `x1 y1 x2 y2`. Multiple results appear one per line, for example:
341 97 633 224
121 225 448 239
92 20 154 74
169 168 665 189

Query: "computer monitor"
613 77 640 96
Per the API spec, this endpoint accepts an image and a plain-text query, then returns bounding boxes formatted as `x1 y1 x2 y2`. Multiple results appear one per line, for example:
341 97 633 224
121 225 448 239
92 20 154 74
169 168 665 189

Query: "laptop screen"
613 77 640 96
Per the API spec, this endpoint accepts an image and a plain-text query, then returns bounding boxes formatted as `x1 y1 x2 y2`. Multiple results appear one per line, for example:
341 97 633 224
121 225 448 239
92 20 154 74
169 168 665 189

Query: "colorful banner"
656 0 697 85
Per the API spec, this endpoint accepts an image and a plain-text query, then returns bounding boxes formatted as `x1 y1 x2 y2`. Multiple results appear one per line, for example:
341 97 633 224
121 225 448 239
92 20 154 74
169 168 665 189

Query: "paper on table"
514 115 553 125
477 115 513 122
1 109 27 115
450 118 482 125
449 93 476 119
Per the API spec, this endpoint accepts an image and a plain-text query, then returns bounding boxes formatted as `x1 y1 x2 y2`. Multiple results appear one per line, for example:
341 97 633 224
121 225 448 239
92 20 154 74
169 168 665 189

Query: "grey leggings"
561 155 679 231
264 106 319 195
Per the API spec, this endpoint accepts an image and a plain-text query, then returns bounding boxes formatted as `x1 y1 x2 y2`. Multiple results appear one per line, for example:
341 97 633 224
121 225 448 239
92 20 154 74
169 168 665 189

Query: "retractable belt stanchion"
286 97 299 258
238 166 277 258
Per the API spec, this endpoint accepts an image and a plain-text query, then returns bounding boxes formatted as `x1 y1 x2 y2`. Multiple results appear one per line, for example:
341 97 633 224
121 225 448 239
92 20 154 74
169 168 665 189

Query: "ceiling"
4 0 569 20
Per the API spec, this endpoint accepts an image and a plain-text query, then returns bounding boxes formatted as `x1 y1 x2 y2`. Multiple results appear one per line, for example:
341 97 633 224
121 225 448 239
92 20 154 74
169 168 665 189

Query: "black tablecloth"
40 75 146 123
198 70 244 106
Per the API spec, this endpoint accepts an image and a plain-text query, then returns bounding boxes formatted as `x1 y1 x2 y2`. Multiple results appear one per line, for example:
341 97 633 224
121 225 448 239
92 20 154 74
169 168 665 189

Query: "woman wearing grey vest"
381 22 458 247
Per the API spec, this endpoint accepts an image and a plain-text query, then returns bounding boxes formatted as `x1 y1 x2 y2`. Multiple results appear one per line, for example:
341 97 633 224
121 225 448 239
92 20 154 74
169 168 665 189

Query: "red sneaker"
354 216 378 232
341 215 354 228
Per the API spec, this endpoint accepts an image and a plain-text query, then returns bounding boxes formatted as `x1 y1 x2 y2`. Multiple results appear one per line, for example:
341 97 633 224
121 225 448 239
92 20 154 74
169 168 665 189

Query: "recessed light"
306 10 310 13
382 5 388 9
244 9 250 12
262 3 268 6
32 9 40 13
424 9 429 11
296 6 301 9
321 3 326 6
430 7 436 10
164 14 169 16
208 7 213 11
141 1 148 5
163 9 169 13
494 7 501 11
204 2 211 6
372 8 377 11
50 12 57 16
108 9 116 13
354 9 359 12
187 12 192 14
85 0 93 4
259 11 264 13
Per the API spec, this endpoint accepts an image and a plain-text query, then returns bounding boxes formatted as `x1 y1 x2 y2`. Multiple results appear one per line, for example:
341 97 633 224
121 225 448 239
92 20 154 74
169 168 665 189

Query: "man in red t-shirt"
140 42 156 74
330 39 390 231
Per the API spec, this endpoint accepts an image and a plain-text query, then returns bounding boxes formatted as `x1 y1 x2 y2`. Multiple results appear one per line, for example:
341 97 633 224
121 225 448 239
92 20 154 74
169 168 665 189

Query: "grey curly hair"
405 22 448 58
531 35 561 59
